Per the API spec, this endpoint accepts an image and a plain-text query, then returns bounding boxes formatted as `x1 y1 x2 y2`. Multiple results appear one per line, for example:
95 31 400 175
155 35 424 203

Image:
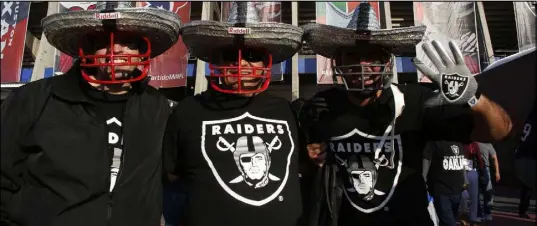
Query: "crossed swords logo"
216 136 283 184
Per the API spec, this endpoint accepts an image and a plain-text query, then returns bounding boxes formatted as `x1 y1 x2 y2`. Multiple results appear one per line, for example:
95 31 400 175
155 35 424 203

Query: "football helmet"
208 47 273 94
331 49 394 93
79 32 151 84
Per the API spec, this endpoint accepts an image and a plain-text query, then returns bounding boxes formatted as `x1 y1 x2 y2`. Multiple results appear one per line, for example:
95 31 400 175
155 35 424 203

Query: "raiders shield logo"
201 112 294 206
441 73 469 102
329 128 403 213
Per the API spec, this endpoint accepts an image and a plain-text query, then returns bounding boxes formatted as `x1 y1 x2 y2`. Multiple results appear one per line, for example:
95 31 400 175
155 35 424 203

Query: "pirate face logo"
451 145 460 155
240 152 267 180
441 73 469 102
352 171 374 194
202 112 294 206
227 136 283 188
336 155 386 202
329 128 403 213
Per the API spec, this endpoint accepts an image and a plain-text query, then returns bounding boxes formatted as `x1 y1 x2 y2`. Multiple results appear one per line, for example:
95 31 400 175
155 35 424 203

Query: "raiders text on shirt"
210 123 285 135
442 155 465 171
329 141 394 154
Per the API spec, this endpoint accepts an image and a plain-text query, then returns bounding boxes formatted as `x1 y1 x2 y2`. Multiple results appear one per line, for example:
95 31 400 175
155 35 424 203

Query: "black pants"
519 185 532 214
433 194 461 226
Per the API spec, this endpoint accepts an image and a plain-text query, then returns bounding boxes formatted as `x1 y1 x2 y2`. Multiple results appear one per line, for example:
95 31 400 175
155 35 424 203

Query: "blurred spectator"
476 142 499 221
423 141 467 226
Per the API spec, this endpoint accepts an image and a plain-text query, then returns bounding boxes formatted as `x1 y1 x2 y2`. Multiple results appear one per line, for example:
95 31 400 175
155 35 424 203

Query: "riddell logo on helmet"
228 27 251 35
94 12 122 20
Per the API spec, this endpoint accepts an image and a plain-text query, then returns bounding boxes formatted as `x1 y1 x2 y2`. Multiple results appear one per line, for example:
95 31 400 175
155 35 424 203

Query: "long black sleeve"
422 142 435 183
162 105 182 176
1 82 50 225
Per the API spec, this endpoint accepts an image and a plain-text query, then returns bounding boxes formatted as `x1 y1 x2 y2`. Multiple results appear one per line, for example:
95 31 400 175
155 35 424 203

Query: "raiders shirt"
164 91 303 226
300 84 474 225
423 141 466 196
84 85 129 192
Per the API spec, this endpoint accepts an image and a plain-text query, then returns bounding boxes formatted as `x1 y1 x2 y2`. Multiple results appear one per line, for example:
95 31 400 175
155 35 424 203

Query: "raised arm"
414 40 512 143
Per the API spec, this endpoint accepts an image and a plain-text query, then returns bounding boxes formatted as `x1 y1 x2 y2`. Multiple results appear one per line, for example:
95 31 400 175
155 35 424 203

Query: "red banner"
137 2 190 88
1 1 30 83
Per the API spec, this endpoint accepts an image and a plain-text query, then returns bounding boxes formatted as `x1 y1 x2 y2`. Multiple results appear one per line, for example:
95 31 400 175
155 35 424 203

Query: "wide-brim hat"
302 2 426 58
180 2 303 64
42 2 182 58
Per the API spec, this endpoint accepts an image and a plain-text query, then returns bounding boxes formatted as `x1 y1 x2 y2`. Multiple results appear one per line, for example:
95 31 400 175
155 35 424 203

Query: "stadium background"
0 1 533 188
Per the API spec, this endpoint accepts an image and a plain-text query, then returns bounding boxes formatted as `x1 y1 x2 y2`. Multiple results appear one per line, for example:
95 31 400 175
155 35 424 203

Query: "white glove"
413 40 480 107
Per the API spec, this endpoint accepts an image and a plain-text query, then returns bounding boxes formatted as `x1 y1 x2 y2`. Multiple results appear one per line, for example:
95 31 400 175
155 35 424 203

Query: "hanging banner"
221 2 284 82
137 2 190 88
1 1 31 83
514 2 536 51
414 2 481 83
315 2 381 84
55 2 97 74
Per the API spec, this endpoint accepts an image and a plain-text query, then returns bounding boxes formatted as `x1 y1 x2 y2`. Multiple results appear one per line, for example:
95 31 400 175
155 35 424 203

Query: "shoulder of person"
169 95 203 117
298 88 343 123
258 92 291 104
6 76 55 105
304 87 343 108
173 95 197 108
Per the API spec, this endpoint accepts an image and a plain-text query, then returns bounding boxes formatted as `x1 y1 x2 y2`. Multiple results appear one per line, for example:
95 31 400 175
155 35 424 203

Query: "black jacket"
0 66 170 226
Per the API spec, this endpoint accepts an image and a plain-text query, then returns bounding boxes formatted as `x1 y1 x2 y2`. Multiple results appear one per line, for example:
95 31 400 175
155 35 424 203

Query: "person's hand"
462 183 468 190
495 172 501 182
306 143 327 167
412 40 480 107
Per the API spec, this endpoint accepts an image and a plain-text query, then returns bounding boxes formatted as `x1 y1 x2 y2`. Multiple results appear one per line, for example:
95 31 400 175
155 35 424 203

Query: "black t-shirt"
165 91 303 226
516 103 536 160
423 141 466 196
83 84 129 192
300 84 474 225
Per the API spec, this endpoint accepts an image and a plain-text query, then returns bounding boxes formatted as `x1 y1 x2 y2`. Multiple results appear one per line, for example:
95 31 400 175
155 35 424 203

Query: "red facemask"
208 48 273 94
79 32 151 84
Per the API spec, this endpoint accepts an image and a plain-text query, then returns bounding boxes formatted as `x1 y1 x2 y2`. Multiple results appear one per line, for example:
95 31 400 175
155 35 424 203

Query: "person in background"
476 142 499 221
423 141 468 226
518 185 534 219
460 142 486 226
515 101 536 219
514 101 536 194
